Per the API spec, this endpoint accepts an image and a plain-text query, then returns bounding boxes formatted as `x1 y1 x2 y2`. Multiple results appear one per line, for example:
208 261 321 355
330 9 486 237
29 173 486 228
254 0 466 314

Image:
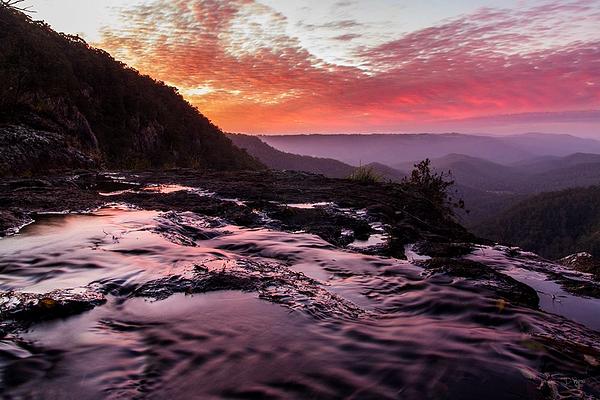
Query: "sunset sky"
33 0 600 135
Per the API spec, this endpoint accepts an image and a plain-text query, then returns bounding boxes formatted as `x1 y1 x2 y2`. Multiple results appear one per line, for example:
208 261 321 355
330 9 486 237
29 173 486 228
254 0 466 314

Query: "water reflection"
1 206 599 398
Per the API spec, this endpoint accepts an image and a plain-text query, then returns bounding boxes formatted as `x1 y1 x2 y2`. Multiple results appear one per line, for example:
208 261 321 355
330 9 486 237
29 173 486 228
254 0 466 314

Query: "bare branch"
0 0 35 13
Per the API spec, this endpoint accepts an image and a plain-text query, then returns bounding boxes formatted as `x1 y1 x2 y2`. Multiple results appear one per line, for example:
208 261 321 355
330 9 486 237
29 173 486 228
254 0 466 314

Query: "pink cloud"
98 0 600 134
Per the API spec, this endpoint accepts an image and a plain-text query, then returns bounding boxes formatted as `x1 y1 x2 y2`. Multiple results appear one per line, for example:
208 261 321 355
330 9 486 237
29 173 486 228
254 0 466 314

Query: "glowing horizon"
32 0 600 135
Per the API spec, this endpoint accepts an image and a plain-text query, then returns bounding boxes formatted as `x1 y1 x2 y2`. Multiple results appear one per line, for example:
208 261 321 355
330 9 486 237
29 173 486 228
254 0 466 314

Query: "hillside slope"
0 6 261 176
498 133 600 158
393 153 600 229
228 134 408 181
227 133 355 178
402 153 600 195
474 186 600 259
511 153 600 174
396 154 527 192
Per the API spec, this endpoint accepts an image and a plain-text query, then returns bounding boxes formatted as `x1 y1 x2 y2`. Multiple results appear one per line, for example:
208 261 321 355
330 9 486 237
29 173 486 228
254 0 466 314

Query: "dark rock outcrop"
0 288 106 335
129 260 367 320
558 252 600 275
0 170 478 258
0 125 98 176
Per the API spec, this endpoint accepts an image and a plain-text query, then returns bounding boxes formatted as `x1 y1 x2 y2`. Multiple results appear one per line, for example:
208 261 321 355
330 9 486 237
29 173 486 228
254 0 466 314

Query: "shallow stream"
1 202 599 398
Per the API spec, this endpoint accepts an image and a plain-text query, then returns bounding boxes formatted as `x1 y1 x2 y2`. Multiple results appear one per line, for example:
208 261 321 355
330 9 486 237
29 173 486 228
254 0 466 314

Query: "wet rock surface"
0 288 106 334
558 252 600 276
0 169 477 257
1 171 600 398
412 240 474 258
130 259 367 320
473 245 600 300
0 125 99 177
420 257 540 308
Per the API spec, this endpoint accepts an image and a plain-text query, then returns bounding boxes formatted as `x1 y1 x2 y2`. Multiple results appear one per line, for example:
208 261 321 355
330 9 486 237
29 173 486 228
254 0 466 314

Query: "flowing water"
1 204 600 399
468 246 600 331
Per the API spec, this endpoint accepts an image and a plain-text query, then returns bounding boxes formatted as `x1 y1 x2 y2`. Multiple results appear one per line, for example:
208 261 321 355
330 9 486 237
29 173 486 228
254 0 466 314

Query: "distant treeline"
475 186 600 259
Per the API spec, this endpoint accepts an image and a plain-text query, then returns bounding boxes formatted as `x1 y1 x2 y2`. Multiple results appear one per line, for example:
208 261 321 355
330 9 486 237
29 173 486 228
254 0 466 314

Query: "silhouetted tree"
402 159 464 212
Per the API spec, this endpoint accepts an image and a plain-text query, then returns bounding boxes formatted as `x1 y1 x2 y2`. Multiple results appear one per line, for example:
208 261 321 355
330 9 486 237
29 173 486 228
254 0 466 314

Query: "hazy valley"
254 134 600 260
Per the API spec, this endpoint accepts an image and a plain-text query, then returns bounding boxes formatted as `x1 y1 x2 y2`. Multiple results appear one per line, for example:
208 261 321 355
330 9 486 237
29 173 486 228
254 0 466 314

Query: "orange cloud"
98 0 600 134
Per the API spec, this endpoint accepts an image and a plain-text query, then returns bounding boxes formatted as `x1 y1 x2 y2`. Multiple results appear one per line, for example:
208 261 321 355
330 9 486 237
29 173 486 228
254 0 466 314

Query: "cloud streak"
98 0 600 134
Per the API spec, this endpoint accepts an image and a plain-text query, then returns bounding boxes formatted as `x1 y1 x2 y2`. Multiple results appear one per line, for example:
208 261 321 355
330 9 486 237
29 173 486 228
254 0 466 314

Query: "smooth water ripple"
1 206 599 398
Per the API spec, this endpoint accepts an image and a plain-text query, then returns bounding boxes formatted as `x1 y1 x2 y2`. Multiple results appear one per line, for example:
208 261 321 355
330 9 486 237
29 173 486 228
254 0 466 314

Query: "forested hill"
0 6 262 176
474 186 600 259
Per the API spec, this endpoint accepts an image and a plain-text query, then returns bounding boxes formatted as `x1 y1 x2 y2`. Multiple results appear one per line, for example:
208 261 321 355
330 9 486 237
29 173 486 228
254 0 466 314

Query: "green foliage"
402 159 463 211
347 165 381 184
0 7 262 173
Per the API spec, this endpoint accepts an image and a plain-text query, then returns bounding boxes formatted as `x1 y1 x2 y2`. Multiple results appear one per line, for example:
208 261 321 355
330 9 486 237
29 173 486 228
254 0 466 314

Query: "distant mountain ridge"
240 132 600 233
0 6 261 176
498 133 600 158
396 154 527 192
411 152 600 194
227 133 355 178
228 133 407 180
410 153 600 227
510 153 600 174
261 133 600 166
